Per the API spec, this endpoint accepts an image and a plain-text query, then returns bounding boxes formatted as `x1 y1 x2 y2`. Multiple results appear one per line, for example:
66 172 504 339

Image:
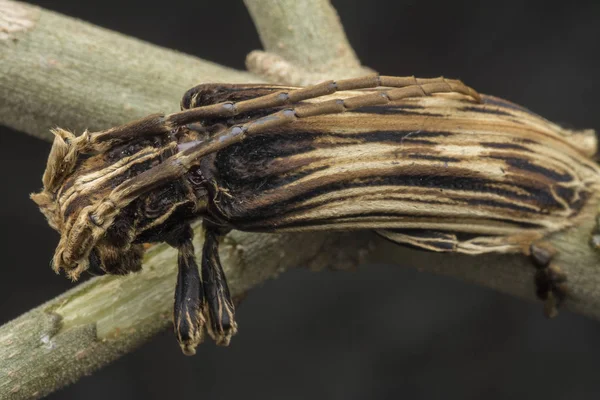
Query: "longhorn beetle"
32 75 600 355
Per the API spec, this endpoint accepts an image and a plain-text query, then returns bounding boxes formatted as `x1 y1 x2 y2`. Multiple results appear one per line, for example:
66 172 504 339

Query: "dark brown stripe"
407 154 461 163
460 106 512 117
351 105 444 117
350 130 454 143
480 142 531 152
491 156 573 182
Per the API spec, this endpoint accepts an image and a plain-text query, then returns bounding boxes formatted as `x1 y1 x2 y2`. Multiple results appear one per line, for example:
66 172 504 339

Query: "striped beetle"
31 75 600 355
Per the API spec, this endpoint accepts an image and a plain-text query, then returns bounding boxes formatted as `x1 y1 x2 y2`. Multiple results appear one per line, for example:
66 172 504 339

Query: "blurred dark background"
2 1 600 398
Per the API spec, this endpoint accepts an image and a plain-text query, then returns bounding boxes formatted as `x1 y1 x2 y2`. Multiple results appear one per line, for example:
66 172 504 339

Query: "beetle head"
31 128 173 279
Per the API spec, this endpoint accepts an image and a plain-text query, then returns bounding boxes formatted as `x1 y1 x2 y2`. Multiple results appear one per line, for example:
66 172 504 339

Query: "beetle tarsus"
201 226 238 346
173 226 206 355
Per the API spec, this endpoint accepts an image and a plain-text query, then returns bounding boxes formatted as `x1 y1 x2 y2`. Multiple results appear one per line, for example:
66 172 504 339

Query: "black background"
2 1 600 399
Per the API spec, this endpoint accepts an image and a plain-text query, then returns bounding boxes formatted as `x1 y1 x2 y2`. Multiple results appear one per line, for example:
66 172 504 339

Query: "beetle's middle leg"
167 75 480 128
201 225 237 346
530 242 568 318
169 224 206 355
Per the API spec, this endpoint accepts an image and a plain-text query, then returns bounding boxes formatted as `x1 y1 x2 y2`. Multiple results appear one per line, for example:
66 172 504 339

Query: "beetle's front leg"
530 242 568 318
201 226 237 346
171 225 206 355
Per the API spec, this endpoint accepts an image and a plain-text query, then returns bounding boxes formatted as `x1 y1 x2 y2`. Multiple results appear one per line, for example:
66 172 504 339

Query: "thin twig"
244 0 373 85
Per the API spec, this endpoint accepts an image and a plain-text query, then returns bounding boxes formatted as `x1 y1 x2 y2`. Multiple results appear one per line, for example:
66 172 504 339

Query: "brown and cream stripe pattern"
211 93 600 254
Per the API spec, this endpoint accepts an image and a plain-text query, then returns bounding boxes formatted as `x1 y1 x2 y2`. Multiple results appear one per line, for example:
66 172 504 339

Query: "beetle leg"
181 84 302 134
63 114 173 155
530 242 568 318
170 224 206 355
181 83 295 110
167 75 480 127
201 226 237 346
